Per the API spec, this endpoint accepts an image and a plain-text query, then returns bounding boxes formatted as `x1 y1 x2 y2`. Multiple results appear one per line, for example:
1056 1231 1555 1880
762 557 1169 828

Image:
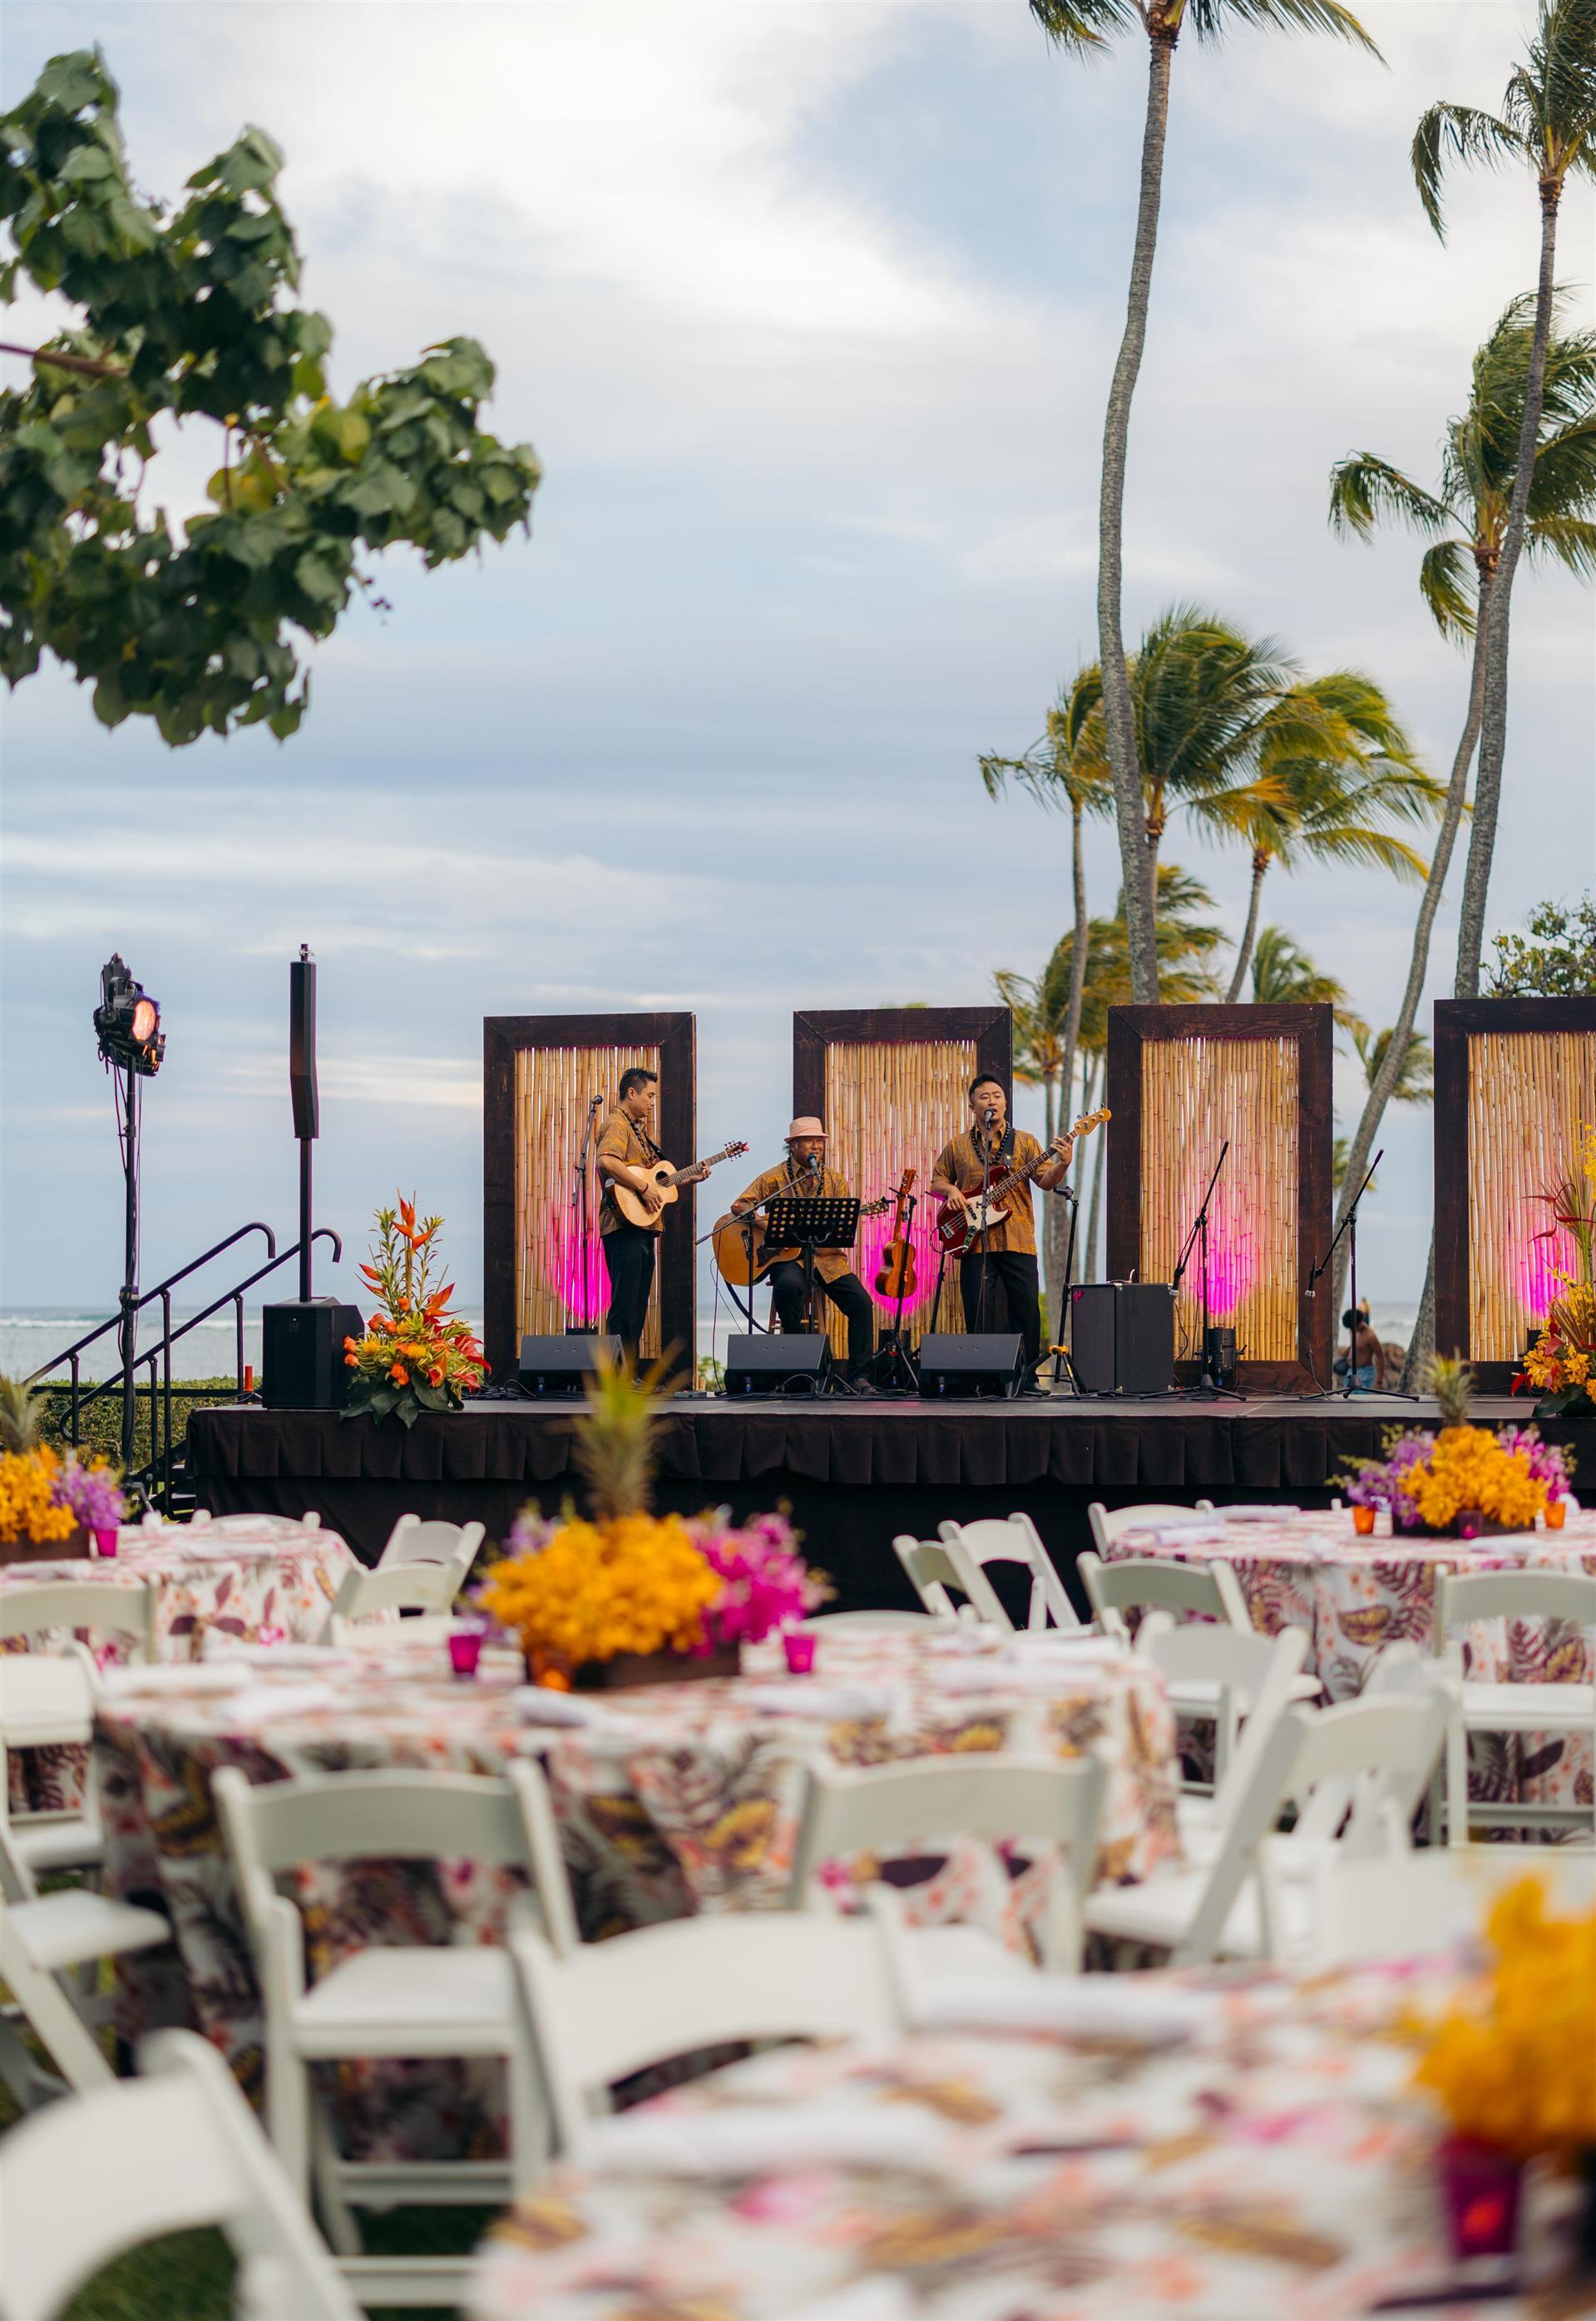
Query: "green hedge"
37 1378 244 1472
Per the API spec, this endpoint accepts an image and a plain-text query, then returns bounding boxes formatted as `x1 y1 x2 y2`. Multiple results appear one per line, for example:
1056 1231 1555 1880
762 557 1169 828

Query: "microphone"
983 1107 997 1125
806 1153 820 1177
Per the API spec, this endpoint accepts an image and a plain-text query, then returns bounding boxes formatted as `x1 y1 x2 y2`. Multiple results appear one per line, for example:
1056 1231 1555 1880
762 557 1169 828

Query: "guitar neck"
665 1143 735 1190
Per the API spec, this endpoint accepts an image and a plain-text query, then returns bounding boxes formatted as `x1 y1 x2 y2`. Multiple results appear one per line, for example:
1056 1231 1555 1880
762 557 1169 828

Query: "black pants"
767 1262 875 1374
602 1223 656 1363
959 1249 1042 1365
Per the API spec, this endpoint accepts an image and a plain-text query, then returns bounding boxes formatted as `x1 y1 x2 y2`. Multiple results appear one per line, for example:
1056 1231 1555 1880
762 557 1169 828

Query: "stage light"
94 954 165 1076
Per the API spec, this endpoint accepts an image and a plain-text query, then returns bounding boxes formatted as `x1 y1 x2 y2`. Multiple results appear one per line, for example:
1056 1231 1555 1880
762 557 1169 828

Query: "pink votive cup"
92 1527 120 1559
783 1631 817 1675
1439 2135 1523 2261
448 1625 486 1680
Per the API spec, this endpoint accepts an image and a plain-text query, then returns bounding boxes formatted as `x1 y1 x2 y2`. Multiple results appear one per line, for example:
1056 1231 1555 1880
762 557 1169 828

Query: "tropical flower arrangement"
479 1354 829 1688
1407 1874 1596 2169
1339 1355 1572 1535
1520 1126 1596 1418
342 1195 486 1428
0 1373 126 1550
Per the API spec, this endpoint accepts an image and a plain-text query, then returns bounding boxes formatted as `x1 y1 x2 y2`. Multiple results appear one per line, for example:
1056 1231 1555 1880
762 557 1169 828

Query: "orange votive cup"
1544 1498 1567 1530
1351 1504 1377 1537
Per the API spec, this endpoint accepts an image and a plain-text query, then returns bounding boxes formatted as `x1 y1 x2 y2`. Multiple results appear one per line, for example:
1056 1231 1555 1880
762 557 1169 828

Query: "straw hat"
785 1116 825 1141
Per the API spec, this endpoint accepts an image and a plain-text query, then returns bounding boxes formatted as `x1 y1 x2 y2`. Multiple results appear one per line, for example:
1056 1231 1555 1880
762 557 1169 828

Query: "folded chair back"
937 1514 1078 1631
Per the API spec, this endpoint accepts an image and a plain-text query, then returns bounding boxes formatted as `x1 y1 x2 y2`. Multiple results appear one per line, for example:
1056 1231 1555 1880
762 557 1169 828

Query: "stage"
185 1394 1579 1616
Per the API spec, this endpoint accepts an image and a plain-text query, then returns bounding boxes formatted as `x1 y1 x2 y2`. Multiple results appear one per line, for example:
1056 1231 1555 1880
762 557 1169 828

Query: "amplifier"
1067 1284 1174 1396
917 1333 1025 1400
262 1299 364 1409
724 1334 833 1397
518 1334 620 1394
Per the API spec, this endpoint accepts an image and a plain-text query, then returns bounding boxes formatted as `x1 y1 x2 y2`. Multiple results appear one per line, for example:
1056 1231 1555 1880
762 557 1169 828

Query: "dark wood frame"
483 1012 697 1379
1105 1004 1334 1393
792 1007 1012 1121
1434 996 1596 1392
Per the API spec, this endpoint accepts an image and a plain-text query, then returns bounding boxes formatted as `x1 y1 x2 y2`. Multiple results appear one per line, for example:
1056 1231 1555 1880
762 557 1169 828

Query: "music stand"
763 1195 862 1354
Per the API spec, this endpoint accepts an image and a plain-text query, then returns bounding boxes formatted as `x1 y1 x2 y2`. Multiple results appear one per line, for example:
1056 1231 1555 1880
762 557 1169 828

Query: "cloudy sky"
3 0 1593 1329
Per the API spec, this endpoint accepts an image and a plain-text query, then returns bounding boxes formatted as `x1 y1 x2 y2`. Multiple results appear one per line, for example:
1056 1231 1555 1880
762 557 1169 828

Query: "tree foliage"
0 50 541 745
1488 893 1596 994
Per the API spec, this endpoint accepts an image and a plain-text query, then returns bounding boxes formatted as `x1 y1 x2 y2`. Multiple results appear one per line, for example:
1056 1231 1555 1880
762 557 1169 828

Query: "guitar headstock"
862 1195 892 1217
1068 1106 1111 1138
893 1168 916 1198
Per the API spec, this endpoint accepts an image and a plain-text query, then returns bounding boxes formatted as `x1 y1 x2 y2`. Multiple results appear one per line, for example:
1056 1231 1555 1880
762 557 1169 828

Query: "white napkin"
220 1682 341 1725
1124 1522 1229 1549
98 1662 243 1697
589 2101 946 2178
513 1687 627 1729
739 1683 900 1721
910 1973 1214 2045
1006 1632 1125 1662
200 1638 352 1670
1216 1505 1301 1524
936 1657 1116 1694
778 2280 916 2321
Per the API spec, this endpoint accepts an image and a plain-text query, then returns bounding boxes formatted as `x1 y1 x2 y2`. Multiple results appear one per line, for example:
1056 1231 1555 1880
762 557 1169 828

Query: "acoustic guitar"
934 1108 1111 1256
611 1141 749 1233
713 1190 892 1287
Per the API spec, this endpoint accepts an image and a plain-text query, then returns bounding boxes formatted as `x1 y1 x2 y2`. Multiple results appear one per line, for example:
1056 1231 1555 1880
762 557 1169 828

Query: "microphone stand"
1304 1149 1413 1400
1049 1183 1080 1397
973 1111 997 1334
1172 1142 1242 1402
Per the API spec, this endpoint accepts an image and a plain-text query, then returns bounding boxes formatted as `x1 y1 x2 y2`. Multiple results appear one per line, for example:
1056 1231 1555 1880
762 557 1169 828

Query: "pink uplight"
539 1213 609 1326
1517 1230 1574 1324
857 1215 950 1321
1196 1228 1251 1322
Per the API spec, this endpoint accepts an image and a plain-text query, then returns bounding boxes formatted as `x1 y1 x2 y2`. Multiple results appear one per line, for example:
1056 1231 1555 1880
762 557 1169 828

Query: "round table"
92 1628 1182 2162
1104 1506 1596 1819
2 1514 361 1814
469 1956 1590 2321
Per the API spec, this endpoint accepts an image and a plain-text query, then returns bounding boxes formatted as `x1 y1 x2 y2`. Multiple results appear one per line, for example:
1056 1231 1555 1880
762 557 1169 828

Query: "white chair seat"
1165 1671 1319 1716
8 1890 170 1974
1458 1681 1594 1729
898 1923 1030 1982
1083 1869 1287 1960
292 1946 516 2055
11 1815 104 1874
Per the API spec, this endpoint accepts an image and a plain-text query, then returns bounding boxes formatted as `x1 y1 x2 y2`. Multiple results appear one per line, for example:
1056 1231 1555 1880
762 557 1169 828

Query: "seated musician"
732 1118 875 1383
931 1075 1074 1394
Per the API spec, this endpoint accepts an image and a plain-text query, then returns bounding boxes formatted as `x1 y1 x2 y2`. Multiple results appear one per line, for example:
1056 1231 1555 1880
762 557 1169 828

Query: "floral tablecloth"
2 1514 360 1814
92 1629 1181 2160
1104 1507 1596 1821
470 1958 1594 2321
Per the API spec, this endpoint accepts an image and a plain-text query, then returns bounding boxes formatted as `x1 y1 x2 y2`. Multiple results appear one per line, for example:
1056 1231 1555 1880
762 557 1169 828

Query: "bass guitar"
712 1191 892 1287
934 1109 1111 1257
872 1170 917 1301
612 1140 749 1233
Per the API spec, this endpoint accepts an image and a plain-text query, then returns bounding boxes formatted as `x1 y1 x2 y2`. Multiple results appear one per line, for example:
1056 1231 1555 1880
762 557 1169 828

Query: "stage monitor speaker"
917 1333 1025 1400
262 1299 363 1409
518 1334 620 1394
724 1334 833 1397
1114 1282 1175 1395
288 952 319 1141
1068 1286 1116 1395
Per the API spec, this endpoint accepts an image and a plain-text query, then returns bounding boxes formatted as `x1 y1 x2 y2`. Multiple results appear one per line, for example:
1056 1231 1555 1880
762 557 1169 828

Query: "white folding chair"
937 1514 1079 1632
788 1752 1108 1984
316 1558 459 1645
1082 1690 1450 1967
1297 1844 1596 1972
507 1910 901 2163
0 2027 360 2321
892 1535 1001 1626
215 1759 576 2300
1077 1548 1248 1637
1134 1615 1315 1856
1086 1501 1216 1556
1432 1566 1596 1848
375 1516 484 1591
0 1812 170 2111
0 1578 157 1664
0 1642 107 1877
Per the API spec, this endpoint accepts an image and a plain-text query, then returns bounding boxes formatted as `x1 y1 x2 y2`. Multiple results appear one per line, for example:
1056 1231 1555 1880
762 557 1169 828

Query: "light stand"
1048 1185 1081 1396
93 955 165 1471
1304 1149 1413 1400
1172 1142 1242 1402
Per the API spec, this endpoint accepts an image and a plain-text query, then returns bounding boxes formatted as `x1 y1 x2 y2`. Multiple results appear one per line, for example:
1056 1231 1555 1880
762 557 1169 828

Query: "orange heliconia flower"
389 1362 409 1385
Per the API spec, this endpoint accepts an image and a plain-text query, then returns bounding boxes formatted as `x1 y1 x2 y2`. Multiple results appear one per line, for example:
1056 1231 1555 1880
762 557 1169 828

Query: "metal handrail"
25 1223 279 1380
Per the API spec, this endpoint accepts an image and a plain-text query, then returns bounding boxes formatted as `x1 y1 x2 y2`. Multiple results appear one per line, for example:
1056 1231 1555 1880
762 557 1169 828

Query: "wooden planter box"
0 1527 91 1568
570 1645 740 1691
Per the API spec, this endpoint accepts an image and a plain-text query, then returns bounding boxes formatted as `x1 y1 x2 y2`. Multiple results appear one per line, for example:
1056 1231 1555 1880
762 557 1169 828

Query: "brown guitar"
935 1108 1110 1255
872 1170 917 1300
713 1191 891 1286
611 1141 749 1233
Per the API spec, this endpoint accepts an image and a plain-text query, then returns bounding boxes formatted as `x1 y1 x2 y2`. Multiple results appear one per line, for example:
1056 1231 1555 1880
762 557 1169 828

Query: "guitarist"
931 1076 1074 1392
595 1067 665 1363
731 1118 876 1383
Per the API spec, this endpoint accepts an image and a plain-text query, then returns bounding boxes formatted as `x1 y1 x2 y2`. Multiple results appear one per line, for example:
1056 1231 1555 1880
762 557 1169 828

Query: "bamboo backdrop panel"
819 1038 976 1355
1139 1037 1299 1363
1467 1029 1596 1358
514 1045 662 1357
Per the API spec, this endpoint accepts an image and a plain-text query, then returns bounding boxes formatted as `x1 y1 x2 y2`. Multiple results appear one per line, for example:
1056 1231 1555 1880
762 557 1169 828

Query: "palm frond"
1029 0 1139 53
1186 0 1381 52
1327 452 1452 540
979 750 1040 804
1527 408 1596 520
1417 538 1479 640
1522 0 1596 156
1524 512 1596 577
1412 101 1525 237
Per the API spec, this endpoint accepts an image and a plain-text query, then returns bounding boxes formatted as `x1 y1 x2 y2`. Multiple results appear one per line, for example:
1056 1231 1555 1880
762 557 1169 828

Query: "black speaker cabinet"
517 1334 620 1394
917 1333 1024 1399
724 1334 833 1397
1068 1286 1117 1395
262 1299 364 1409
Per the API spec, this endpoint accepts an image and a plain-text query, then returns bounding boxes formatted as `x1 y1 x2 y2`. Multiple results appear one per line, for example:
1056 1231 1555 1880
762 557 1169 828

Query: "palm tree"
1030 0 1381 1003
1248 925 1367 1044
981 661 1110 1146
1328 295 1596 1313
1351 1023 1433 1107
1413 0 1596 997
